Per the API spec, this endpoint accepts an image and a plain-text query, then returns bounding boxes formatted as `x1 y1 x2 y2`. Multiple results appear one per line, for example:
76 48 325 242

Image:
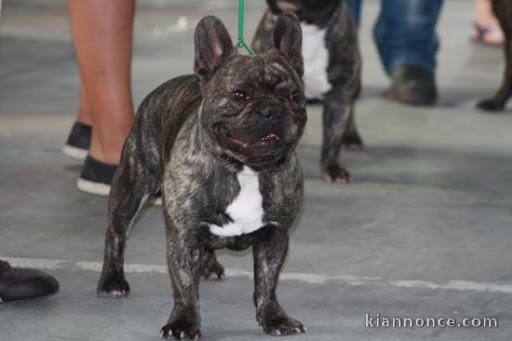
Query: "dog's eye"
232 90 250 102
290 91 303 103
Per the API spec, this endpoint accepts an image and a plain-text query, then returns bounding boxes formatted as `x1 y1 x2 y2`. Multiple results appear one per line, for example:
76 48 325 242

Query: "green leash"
235 0 255 55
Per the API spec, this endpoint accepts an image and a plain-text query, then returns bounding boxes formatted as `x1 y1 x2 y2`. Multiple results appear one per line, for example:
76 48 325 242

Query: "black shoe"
0 260 59 302
385 64 438 106
63 122 92 160
77 155 118 196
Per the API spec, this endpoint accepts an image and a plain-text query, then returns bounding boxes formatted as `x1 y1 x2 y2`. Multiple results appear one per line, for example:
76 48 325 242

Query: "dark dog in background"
477 0 512 111
97 14 308 339
253 0 362 183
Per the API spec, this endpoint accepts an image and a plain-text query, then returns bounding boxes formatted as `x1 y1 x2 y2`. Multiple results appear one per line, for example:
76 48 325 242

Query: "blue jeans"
346 0 443 75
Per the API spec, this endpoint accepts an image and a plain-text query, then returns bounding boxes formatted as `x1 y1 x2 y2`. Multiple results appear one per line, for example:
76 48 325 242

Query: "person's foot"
384 64 438 106
0 260 59 302
472 22 504 46
76 155 163 205
77 155 118 196
63 122 92 160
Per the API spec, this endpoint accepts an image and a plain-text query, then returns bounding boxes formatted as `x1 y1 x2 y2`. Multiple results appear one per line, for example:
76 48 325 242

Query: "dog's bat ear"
273 13 303 78
266 0 281 14
194 16 234 79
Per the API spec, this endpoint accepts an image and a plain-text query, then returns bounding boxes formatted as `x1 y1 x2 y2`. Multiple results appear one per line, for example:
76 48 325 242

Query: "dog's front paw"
261 316 307 337
97 271 130 297
160 317 201 340
321 164 351 184
476 98 505 112
341 129 364 150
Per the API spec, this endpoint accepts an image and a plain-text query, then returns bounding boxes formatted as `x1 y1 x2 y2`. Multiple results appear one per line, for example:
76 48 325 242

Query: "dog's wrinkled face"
203 54 305 168
193 15 306 169
266 0 342 25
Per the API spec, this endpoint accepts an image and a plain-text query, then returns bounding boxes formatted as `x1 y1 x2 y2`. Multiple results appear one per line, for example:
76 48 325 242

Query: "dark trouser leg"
346 0 363 26
374 0 444 75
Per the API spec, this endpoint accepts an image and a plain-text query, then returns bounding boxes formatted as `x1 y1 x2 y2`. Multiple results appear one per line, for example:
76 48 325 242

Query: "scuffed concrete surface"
1 0 512 340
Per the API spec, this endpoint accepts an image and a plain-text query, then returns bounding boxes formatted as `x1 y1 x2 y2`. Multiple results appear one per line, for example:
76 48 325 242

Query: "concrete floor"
1 0 512 340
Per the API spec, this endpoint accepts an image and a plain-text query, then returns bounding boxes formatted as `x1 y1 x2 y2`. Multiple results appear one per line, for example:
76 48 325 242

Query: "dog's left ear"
194 16 234 79
273 13 303 78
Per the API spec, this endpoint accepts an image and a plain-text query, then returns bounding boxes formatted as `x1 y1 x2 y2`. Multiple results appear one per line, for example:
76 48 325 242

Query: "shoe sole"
77 179 163 205
384 91 437 107
63 145 88 161
77 178 110 196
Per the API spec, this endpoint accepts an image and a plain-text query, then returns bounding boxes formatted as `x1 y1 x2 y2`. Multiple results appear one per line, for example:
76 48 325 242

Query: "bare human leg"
68 0 135 166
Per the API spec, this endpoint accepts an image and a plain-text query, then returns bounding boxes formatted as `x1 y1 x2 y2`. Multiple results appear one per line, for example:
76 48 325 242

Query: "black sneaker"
63 122 92 160
385 64 438 106
77 155 118 196
0 260 59 302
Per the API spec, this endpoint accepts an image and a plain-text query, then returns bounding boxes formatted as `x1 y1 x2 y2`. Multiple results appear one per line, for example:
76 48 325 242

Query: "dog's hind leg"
200 248 225 280
97 137 161 297
321 88 353 183
341 105 364 150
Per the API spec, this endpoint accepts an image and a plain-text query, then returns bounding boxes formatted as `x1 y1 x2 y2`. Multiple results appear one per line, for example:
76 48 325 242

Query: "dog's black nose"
260 106 284 122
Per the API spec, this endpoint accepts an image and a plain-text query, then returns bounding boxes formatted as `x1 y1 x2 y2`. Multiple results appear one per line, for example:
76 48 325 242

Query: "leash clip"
236 0 256 55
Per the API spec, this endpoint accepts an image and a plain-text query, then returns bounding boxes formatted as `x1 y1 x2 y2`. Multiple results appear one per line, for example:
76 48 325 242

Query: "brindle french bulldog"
477 0 512 112
253 0 362 182
97 14 308 340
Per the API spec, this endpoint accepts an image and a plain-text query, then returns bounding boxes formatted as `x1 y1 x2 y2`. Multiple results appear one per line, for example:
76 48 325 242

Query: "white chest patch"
301 23 330 100
208 166 265 237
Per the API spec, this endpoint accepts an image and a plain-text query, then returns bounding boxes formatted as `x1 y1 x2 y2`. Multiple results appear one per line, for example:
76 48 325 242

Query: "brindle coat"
97 15 308 339
253 0 362 182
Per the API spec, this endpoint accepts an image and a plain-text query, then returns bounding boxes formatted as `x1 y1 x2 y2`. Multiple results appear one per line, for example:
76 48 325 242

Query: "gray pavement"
1 1 512 340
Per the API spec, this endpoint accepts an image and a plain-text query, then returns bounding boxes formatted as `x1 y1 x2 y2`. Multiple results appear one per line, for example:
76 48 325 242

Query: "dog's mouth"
214 123 282 150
